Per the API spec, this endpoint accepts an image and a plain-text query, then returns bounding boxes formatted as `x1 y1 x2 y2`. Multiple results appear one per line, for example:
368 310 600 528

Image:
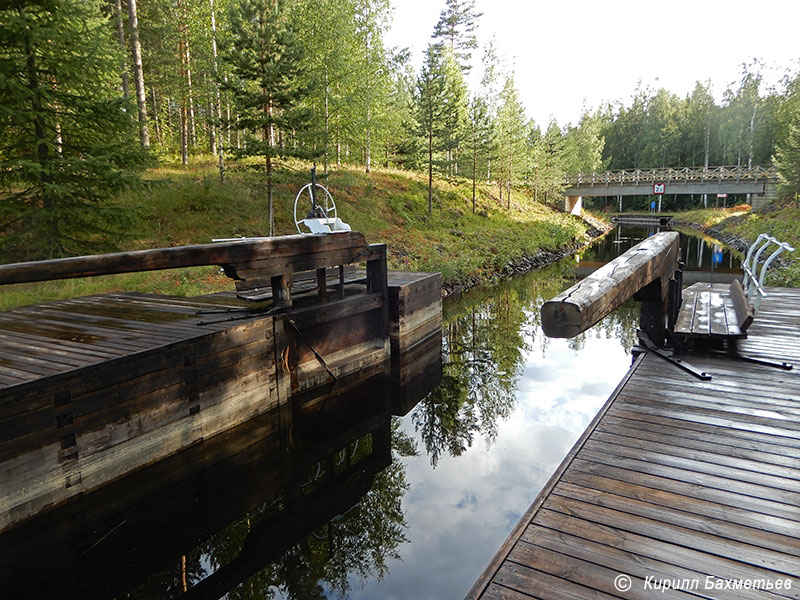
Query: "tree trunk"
427 109 433 215
150 87 161 144
365 127 371 173
127 0 150 148
471 134 477 214
208 97 216 155
323 70 329 175
748 102 757 169
179 30 188 165
185 37 197 147
113 0 129 100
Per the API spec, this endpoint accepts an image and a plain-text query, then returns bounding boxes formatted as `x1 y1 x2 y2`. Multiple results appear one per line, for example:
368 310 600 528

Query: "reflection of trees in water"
414 262 571 466
227 419 418 600
565 299 640 354
415 259 640 466
126 420 417 600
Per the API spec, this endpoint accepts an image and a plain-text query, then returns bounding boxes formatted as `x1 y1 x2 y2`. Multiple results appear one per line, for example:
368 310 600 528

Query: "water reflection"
579 225 743 281
1 369 425 600
413 259 641 467
355 260 639 599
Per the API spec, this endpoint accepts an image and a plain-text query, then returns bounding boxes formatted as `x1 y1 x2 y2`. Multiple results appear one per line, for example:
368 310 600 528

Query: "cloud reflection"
349 267 636 600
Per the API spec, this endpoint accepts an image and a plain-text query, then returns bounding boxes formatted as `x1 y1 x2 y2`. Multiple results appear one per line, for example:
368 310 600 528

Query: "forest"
3 0 800 262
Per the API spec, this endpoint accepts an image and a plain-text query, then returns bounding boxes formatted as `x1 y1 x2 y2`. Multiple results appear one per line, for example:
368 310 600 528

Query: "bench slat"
674 282 748 339
730 279 755 333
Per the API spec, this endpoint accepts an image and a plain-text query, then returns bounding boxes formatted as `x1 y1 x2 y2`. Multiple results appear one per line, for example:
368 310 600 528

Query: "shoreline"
441 216 612 297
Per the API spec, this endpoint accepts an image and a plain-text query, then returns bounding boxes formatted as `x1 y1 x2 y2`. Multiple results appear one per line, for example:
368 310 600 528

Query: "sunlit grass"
1 157 594 308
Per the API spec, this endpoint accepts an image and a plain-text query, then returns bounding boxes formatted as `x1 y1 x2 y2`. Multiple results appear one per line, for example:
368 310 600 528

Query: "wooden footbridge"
0 232 441 534
563 166 778 213
469 232 800 599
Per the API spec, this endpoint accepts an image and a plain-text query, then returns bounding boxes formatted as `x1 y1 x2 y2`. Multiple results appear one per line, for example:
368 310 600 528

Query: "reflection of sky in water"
349 320 631 599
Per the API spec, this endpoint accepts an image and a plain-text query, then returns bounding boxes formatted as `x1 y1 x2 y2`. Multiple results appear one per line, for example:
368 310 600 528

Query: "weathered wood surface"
0 288 391 533
0 233 368 285
468 286 800 600
542 232 679 338
0 264 441 534
674 281 753 339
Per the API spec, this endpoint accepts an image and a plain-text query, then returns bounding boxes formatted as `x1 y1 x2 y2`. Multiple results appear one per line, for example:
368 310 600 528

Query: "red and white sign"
717 193 728 198
653 182 666 195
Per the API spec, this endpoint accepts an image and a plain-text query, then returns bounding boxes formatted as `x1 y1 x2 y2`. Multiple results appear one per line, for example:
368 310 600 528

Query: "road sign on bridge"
653 182 666 195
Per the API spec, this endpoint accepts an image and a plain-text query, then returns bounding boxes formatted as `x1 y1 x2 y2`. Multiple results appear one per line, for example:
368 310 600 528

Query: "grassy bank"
670 201 800 286
1 158 593 309
718 201 800 286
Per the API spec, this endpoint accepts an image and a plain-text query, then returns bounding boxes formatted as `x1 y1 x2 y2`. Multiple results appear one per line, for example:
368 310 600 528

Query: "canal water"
8 226 741 599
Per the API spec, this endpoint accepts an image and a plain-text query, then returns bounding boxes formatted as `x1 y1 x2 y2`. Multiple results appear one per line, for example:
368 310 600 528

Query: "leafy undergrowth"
1 157 592 308
718 200 800 286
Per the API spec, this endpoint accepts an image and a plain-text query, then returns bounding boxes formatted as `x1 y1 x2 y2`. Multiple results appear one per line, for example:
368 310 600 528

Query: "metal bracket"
726 352 793 370
637 330 712 380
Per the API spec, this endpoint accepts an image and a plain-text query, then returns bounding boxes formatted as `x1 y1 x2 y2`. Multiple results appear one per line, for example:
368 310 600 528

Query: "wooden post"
271 273 292 309
366 244 389 340
541 232 679 338
316 268 327 301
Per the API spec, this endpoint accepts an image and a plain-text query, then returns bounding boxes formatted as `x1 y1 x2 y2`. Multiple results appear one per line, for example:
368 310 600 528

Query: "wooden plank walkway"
0 292 262 388
468 286 800 600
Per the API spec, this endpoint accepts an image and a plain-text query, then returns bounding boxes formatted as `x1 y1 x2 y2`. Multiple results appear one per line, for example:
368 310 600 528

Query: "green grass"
1 157 594 308
673 204 752 228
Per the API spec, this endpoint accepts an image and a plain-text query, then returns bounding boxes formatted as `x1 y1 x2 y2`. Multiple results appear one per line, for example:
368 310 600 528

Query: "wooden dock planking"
469 286 800 600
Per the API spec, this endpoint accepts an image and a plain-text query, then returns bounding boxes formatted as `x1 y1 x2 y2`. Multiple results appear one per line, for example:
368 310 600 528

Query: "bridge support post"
751 182 778 210
563 195 582 215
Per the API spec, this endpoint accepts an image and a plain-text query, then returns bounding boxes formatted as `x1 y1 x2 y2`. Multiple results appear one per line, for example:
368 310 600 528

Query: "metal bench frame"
741 233 796 313
670 232 795 373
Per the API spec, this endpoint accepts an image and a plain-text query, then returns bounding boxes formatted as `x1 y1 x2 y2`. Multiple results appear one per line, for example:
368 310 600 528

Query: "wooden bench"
673 233 794 344
673 279 753 340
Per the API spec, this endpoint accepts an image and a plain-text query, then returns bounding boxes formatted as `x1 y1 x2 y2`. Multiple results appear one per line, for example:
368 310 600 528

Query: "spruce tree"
0 1 147 261
224 0 311 235
775 113 800 200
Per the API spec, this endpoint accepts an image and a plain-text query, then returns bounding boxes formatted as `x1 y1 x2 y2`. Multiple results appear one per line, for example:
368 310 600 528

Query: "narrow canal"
13 226 742 600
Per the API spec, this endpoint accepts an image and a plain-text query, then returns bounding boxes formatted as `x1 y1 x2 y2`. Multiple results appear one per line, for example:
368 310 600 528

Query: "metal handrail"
741 234 796 312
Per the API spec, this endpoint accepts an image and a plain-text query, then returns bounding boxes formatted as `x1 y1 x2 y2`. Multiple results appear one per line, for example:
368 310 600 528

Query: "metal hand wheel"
294 182 337 234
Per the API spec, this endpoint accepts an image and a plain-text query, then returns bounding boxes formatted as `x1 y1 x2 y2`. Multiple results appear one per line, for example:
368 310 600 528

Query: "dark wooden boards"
542 232 679 338
468 286 800 600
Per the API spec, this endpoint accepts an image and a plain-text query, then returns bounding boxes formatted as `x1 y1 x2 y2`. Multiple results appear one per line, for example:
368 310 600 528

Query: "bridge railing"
564 165 777 187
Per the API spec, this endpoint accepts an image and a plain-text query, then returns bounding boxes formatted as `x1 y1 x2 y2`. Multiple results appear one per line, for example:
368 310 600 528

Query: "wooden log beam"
541 232 679 338
0 233 367 285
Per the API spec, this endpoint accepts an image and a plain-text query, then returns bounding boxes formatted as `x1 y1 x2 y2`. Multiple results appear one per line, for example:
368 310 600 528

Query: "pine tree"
415 45 447 214
431 0 481 73
0 1 147 261
467 95 492 213
440 48 468 177
494 75 527 210
224 0 311 235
